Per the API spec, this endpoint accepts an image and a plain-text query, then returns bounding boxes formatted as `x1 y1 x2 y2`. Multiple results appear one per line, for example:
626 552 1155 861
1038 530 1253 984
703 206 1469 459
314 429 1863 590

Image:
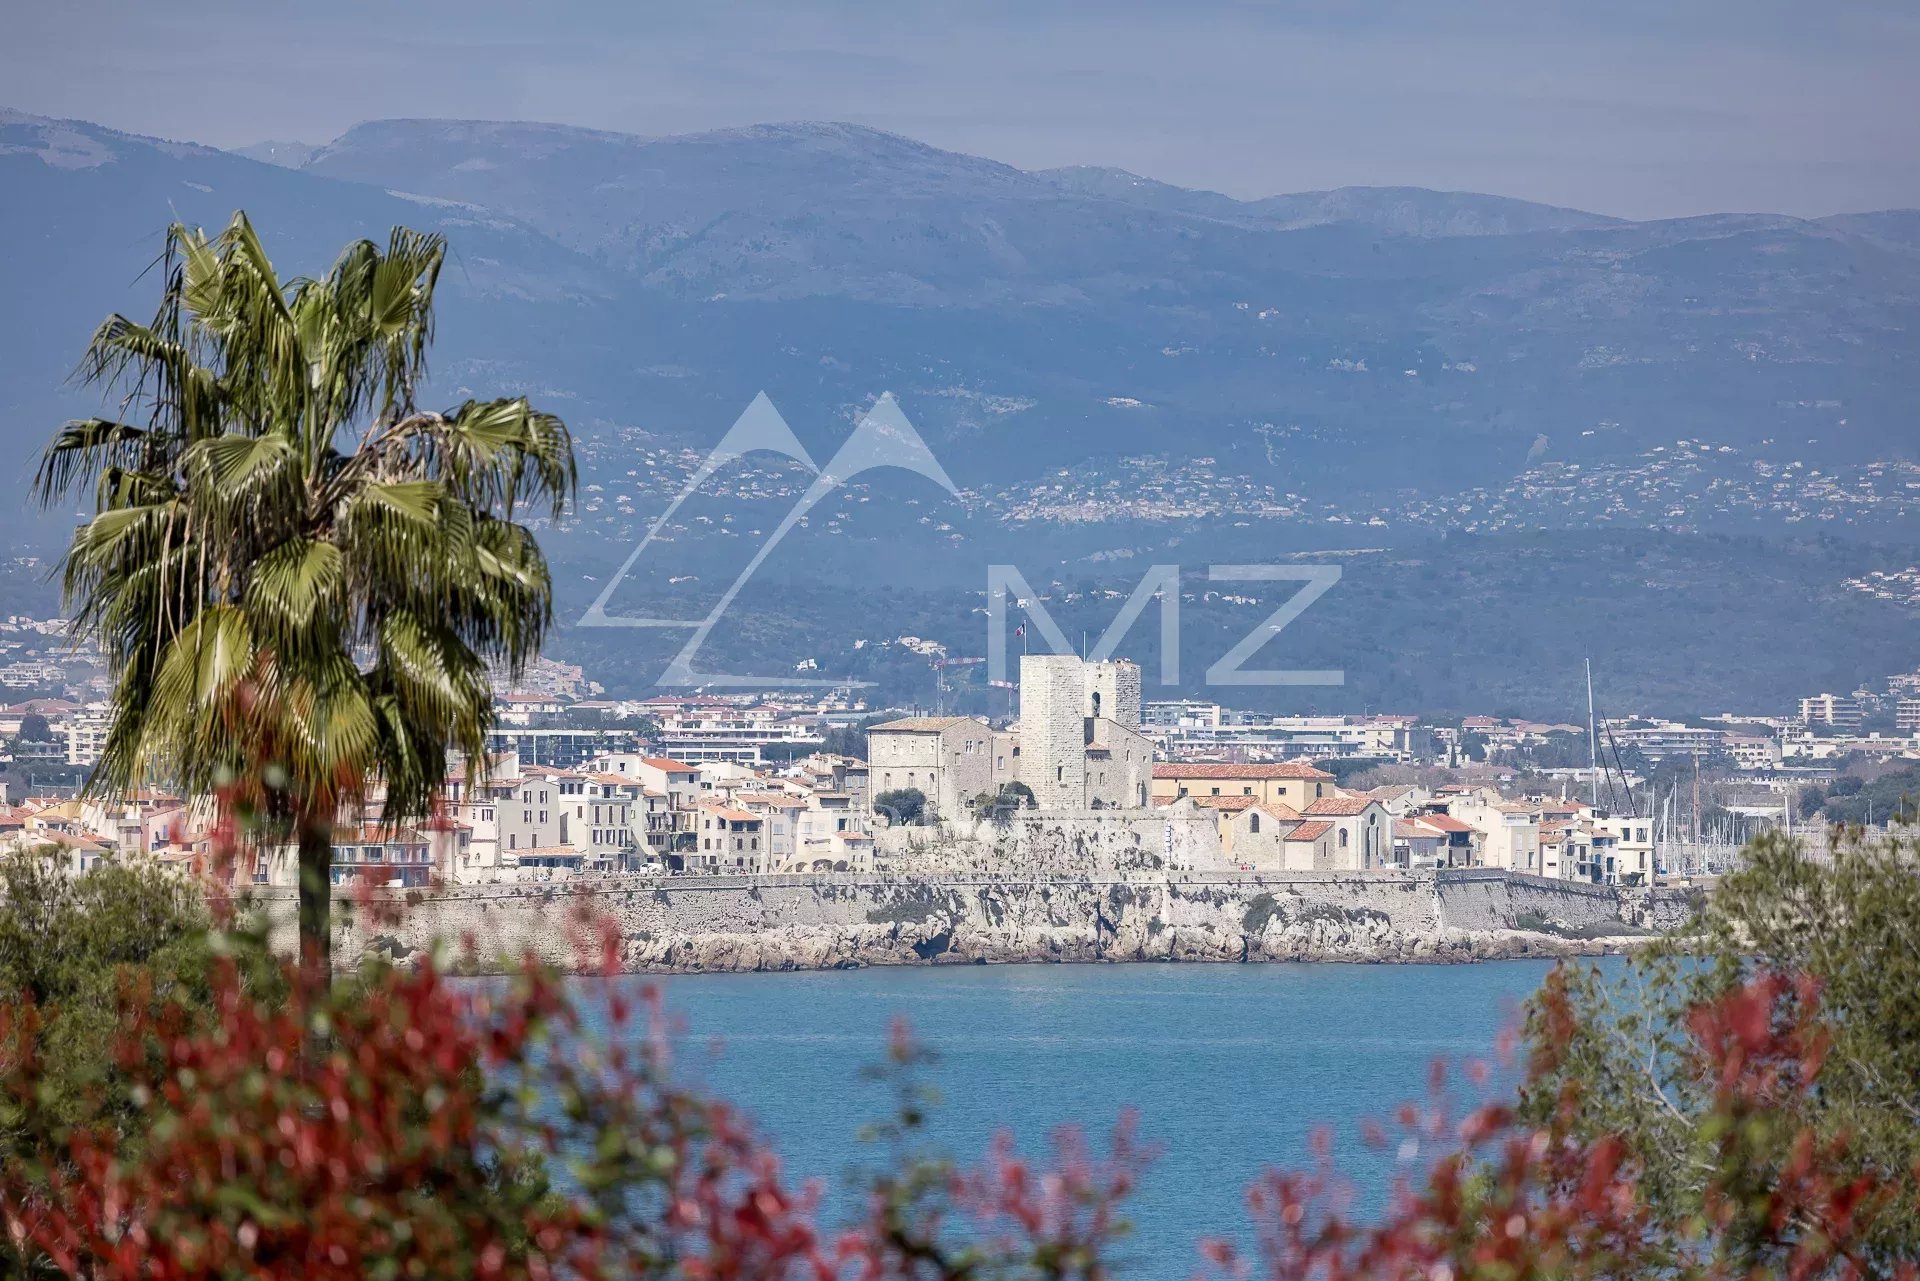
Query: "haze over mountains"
4 106 1919 714
8 107 1919 506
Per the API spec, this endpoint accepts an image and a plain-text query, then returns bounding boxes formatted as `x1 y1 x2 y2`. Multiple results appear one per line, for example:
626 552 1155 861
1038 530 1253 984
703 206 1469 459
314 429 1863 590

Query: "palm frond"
42 213 573 829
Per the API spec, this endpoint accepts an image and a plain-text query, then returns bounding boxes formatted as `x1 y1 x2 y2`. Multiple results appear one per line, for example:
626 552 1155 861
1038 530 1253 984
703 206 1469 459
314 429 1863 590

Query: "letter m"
986 565 1180 686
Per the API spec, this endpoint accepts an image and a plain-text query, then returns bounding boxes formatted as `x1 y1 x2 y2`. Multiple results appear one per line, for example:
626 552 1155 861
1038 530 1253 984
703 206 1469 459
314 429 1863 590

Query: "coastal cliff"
251 870 1697 973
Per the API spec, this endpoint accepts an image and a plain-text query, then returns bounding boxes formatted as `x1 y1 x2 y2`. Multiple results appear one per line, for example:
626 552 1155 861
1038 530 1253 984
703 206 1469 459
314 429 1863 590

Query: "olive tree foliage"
1520 827 1920 1263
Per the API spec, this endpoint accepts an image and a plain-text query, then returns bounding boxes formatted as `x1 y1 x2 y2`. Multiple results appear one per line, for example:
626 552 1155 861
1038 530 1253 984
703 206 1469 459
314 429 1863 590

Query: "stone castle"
867 654 1155 822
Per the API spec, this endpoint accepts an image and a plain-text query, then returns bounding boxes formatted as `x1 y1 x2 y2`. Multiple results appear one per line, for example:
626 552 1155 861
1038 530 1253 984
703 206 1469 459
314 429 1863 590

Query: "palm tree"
35 212 574 983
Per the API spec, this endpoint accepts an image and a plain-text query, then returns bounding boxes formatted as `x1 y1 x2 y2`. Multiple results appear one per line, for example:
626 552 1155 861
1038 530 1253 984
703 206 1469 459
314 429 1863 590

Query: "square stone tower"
1017 655 1146 808
1083 659 1142 728
1018 654 1091 809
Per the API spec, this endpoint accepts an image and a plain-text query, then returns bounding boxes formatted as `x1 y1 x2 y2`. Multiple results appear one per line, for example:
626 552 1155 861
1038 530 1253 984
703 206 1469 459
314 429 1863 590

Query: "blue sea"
571 960 1612 1275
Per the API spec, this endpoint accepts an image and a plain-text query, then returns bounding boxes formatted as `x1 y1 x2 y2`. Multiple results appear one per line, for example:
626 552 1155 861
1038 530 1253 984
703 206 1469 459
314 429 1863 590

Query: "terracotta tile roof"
1245 802 1301 823
868 717 983 732
733 793 804 808
36 834 107 852
1304 796 1374 817
1191 794 1259 812
639 757 699 773
1287 821 1333 841
1154 761 1333 781
1417 813 1474 834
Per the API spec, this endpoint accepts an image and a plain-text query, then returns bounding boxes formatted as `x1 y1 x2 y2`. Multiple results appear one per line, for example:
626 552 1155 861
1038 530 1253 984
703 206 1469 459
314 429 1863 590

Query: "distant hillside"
6 106 1920 712
1035 166 1624 235
231 139 320 169
4 107 1919 534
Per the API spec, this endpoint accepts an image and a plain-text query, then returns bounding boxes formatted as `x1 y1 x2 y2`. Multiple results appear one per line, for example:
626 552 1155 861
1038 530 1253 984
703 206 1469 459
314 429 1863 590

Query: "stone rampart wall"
248 867 1692 974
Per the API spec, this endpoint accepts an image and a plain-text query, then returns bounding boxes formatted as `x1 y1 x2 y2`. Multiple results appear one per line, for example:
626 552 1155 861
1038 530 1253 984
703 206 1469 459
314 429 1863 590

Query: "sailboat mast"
1585 658 1599 809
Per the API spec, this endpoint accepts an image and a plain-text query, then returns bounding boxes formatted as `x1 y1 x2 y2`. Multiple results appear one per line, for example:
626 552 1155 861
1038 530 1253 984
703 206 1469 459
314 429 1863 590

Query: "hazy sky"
7 0 1918 219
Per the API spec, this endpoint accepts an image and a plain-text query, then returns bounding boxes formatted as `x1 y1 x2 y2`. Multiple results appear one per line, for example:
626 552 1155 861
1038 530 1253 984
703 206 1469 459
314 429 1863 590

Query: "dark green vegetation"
1525 830 1920 1261
0 852 276 1185
968 782 1036 822
1796 765 1920 825
872 787 928 825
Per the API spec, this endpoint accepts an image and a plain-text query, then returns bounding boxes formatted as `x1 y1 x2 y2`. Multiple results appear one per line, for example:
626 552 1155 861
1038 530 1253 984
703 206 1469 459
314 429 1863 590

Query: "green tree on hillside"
1522 828 1920 1261
34 212 573 984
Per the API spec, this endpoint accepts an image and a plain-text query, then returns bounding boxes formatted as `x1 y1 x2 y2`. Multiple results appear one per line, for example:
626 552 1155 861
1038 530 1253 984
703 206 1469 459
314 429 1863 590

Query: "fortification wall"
1434 869 1625 933
874 809 1227 877
250 867 1688 975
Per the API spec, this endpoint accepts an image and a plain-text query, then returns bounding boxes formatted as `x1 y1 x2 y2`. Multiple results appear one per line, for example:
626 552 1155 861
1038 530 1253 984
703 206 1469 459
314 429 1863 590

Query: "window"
1210 787 1220 796
1057 765 1065 783
1339 830 1349 848
1242 786 1253 796
1249 813 1260 834
1316 784 1325 798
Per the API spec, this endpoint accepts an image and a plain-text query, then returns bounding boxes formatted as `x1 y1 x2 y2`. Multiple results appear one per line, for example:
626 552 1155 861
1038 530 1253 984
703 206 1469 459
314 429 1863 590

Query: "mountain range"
4 106 1919 714
7 108 1919 508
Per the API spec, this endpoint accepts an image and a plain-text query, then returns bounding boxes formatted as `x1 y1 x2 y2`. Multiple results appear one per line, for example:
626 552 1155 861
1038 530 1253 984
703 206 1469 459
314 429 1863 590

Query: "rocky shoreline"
314 871 1689 976
588 925 1655 975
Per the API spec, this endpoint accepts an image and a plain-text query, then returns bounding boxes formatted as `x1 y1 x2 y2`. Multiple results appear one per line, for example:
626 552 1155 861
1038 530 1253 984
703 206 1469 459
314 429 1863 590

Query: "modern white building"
1799 693 1863 731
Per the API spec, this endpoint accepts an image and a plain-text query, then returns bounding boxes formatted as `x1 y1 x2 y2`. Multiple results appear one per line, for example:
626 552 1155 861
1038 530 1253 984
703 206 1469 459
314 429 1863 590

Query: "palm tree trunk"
296 813 333 990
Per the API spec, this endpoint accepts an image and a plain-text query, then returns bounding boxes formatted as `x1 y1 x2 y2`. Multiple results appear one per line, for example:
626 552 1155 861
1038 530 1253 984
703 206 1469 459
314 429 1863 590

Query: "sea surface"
571 959 1617 1275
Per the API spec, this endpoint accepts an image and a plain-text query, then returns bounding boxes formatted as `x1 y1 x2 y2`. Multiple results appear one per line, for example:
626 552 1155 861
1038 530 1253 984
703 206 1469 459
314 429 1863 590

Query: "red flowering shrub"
6 832 1920 1278
0 935 1148 1280
1201 966 1915 1281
